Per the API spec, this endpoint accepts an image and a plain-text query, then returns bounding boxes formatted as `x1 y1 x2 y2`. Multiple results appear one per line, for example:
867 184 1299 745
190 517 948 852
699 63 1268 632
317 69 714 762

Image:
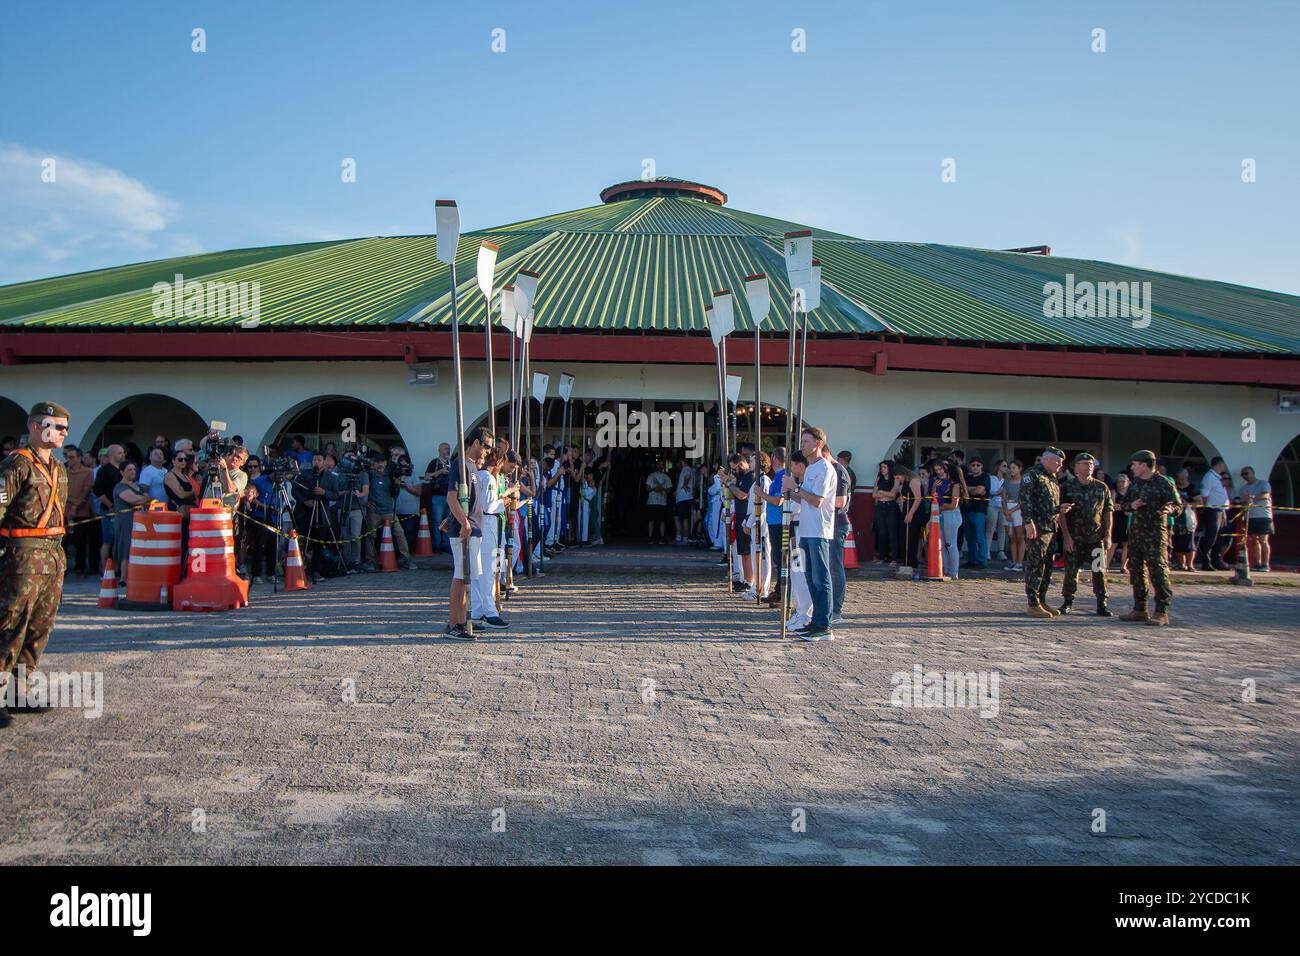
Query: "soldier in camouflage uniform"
0 402 71 728
1118 449 1181 626
1020 446 1073 618
1058 452 1113 616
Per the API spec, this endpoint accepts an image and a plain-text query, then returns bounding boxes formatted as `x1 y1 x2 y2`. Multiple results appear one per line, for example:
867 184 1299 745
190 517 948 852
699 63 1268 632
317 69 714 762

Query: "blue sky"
2 0 1297 292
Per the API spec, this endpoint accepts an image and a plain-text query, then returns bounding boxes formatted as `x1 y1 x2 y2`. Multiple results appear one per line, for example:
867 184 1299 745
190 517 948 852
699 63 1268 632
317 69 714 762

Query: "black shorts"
1172 531 1194 553
1247 517 1274 536
674 500 693 520
736 526 752 553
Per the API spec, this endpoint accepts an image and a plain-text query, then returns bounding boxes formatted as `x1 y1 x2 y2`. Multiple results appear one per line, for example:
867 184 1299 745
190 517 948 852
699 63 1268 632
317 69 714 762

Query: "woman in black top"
896 464 924 570
164 451 199 562
873 461 903 563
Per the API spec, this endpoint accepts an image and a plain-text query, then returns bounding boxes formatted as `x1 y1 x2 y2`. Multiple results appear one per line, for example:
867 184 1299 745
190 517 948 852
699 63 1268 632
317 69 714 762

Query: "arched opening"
262 395 409 460
487 397 804 543
81 394 208 463
1267 435 1300 509
0 397 26 452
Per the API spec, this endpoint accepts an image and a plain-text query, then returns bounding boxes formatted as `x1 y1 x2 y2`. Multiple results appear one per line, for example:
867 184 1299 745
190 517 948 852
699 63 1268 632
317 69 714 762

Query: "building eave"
2 329 1297 389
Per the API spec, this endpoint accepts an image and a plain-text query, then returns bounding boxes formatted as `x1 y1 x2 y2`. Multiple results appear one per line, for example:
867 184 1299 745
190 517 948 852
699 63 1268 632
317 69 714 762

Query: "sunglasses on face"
39 420 69 432
175 456 189 463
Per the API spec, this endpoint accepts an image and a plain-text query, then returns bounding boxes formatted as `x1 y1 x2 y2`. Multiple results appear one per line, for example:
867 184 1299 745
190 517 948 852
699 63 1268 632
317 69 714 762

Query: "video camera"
335 453 371 491
200 422 237 474
261 447 300 483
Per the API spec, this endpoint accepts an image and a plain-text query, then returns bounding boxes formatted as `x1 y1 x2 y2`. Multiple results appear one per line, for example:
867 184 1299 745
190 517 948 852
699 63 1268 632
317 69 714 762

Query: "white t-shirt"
1199 468 1229 508
675 465 695 503
798 458 837 539
988 474 1004 510
746 474 771 530
472 468 496 532
139 464 168 502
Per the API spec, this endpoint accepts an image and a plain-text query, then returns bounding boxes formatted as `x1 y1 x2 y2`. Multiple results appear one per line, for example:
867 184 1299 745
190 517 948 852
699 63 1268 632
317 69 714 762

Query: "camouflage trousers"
1023 531 1056 605
0 560 64 691
1129 543 1173 610
1061 534 1108 605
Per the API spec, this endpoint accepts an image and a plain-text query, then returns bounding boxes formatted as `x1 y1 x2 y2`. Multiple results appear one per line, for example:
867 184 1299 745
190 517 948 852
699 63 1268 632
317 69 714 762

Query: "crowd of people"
0 418 1284 642
669 427 856 642
865 448 1276 582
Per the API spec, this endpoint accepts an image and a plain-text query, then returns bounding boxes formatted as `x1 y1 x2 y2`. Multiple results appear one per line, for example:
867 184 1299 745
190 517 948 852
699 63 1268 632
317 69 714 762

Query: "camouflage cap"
29 401 70 419
1130 449 1157 465
1041 446 1065 460
1073 452 1097 464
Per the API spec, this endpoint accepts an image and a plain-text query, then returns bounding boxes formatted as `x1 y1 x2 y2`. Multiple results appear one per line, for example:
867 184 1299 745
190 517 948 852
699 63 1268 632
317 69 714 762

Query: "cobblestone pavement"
2 553 1296 865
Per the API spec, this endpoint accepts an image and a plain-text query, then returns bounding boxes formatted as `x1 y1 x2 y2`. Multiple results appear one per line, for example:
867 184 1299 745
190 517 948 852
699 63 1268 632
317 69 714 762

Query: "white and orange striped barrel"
186 500 237 577
125 501 182 603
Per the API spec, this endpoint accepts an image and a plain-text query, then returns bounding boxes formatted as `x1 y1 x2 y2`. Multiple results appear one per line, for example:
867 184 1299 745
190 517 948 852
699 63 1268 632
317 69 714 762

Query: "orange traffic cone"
98 559 118 608
414 509 434 556
378 520 398 572
281 531 310 591
843 526 860 569
922 495 946 582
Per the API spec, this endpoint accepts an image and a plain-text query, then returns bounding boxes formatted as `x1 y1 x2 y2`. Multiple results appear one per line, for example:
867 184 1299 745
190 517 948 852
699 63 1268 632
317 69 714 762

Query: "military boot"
1057 601 1073 615
0 706 11 729
1096 602 1113 617
1119 606 1149 622
1026 603 1054 619
1146 607 1170 626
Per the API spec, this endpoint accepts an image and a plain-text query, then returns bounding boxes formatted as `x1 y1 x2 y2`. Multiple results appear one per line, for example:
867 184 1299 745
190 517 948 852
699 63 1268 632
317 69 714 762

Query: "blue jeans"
428 495 450 553
799 537 833 630
829 524 848 616
965 510 988 564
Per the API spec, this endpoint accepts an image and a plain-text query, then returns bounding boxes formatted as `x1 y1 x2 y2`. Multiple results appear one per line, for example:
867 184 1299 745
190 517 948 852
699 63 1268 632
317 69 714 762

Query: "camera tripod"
297 479 346 583
266 477 297 593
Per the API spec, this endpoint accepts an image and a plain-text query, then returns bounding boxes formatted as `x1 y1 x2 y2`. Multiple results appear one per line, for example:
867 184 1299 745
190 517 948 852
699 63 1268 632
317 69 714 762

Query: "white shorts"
1006 507 1023 528
451 536 483 581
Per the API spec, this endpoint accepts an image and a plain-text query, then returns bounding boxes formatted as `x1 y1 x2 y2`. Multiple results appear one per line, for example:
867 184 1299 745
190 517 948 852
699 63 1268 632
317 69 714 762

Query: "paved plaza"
2 550 1297 865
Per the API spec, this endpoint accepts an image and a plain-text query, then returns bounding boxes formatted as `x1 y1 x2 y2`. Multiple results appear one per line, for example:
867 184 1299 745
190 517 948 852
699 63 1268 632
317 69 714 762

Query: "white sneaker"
743 588 759 600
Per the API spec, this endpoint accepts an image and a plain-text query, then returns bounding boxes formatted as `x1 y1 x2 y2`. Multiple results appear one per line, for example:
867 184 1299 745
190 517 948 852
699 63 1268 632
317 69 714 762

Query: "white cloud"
0 142 182 282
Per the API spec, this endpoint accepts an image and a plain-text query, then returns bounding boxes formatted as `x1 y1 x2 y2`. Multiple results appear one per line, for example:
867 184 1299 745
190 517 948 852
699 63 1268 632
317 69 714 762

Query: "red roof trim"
1 330 1295 387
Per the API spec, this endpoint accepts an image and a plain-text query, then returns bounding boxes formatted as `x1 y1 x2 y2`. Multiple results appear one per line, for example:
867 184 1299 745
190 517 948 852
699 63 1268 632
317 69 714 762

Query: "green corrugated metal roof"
2 185 1297 355
0 240 345 324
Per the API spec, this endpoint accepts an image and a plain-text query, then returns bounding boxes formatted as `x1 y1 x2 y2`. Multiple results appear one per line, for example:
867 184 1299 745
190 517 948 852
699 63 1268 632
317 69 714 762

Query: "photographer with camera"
362 454 415 571
215 444 252 578
395 454 424 549
242 455 277 584
424 442 452 554
331 449 369 572
292 449 338 583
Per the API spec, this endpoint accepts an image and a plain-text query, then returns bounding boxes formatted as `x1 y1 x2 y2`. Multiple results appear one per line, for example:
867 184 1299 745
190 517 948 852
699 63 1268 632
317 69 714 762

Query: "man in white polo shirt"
1195 456 1231 571
781 426 837 641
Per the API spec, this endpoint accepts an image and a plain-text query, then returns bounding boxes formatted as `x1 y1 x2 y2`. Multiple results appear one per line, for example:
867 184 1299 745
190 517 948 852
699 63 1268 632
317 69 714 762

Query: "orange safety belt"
0 448 64 537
